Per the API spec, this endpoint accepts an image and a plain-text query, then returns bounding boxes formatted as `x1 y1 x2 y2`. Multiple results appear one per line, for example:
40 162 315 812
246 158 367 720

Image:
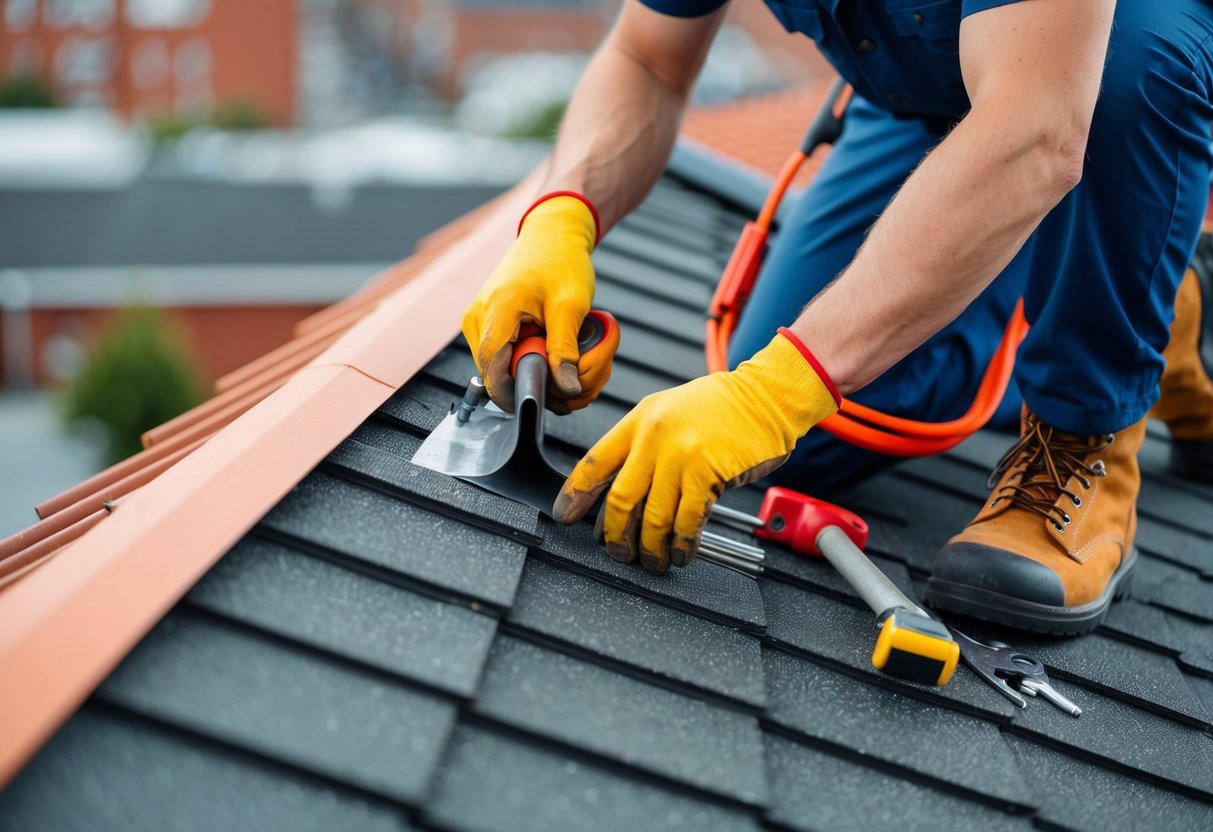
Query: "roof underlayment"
0 87 1211 830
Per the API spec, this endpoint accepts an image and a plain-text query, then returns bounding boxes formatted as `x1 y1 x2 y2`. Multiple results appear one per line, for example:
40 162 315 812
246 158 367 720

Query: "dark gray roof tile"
537 517 766 632
994 628 1209 725
598 224 723 284
762 647 1035 808
1131 554 1213 623
593 247 714 310
96 612 457 803
594 281 705 346
1101 598 1187 655
760 578 1019 719
1136 515 1213 575
1005 733 1213 831
1164 612 1213 677
330 421 542 543
423 723 761 832
1007 675 1213 798
545 396 630 452
613 323 706 382
188 536 497 698
1134 472 1213 539
0 705 413 832
259 472 527 608
377 374 465 434
762 732 1034 832
473 635 767 805
599 358 678 407
507 557 766 709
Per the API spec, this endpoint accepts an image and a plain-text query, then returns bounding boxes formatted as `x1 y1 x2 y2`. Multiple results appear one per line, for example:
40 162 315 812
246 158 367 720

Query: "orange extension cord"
705 81 1029 457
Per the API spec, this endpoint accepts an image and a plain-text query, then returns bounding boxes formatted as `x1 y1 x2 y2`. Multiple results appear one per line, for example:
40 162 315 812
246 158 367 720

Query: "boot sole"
923 548 1137 636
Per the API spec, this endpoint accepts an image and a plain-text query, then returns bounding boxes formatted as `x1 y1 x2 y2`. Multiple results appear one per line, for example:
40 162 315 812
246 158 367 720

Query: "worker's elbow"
1044 130 1087 197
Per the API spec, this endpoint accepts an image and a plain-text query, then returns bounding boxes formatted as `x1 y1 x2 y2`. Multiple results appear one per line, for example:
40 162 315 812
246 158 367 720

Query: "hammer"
713 488 959 686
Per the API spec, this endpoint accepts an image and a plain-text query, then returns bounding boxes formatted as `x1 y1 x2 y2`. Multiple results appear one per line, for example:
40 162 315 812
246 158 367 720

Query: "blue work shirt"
639 0 1023 119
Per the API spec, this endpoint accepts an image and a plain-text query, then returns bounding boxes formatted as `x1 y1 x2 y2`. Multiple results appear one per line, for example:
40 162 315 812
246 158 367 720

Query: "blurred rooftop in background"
0 0 827 535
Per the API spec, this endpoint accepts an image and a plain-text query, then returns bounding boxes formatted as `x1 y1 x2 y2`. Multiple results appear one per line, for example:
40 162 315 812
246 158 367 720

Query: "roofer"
461 0 1213 633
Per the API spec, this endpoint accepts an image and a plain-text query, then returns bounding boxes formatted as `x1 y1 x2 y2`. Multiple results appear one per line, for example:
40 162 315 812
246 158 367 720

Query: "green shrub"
143 97 270 142
64 307 206 465
210 97 269 131
503 100 567 140
0 74 57 108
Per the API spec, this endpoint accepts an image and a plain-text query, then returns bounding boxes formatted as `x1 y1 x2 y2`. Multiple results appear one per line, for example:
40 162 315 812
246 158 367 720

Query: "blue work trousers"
729 0 1213 493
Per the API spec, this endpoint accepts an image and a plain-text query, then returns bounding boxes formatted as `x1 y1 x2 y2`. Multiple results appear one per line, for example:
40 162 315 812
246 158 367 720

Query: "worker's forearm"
540 44 690 232
790 105 1083 394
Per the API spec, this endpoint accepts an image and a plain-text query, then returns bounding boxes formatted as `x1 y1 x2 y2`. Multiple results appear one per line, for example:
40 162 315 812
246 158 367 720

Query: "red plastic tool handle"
510 308 618 376
754 486 869 556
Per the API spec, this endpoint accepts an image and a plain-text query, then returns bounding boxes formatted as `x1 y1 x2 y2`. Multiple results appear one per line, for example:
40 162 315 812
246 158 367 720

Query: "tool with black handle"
713 489 959 685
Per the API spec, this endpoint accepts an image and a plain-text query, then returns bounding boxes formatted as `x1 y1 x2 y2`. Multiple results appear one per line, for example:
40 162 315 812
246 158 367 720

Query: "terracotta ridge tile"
214 306 357 393
0 166 541 788
143 350 309 447
0 508 110 588
3 438 205 561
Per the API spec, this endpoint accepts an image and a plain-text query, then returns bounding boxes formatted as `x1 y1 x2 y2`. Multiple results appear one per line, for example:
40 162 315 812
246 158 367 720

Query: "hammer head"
872 608 959 686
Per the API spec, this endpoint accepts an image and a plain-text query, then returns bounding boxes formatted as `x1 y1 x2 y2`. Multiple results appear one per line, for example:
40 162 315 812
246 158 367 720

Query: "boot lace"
986 414 1112 532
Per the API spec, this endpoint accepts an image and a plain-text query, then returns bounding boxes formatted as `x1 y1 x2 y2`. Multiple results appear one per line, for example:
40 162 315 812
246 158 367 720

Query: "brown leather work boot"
1150 238 1213 483
925 410 1144 635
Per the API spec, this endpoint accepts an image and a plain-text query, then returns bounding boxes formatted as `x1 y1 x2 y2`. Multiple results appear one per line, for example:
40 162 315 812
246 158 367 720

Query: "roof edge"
667 136 775 216
0 169 539 787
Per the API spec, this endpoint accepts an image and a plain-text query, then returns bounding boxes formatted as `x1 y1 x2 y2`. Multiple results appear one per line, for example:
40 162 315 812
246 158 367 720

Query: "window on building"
9 40 42 74
4 0 38 31
173 36 210 87
54 35 113 86
44 0 115 30
131 37 169 90
125 0 211 30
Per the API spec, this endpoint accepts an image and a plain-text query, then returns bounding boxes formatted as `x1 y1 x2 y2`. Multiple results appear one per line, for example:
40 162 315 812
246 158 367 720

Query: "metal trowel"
411 309 766 576
411 310 618 515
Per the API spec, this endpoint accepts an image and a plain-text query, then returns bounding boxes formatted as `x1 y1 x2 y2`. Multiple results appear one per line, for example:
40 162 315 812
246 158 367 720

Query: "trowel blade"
410 402 520 478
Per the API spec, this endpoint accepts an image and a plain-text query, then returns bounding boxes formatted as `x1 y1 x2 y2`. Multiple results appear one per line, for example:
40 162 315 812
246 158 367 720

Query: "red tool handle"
754 486 869 555
510 309 618 376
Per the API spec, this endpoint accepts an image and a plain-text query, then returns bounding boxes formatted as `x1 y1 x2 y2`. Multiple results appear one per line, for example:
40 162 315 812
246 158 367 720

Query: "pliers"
948 626 1082 717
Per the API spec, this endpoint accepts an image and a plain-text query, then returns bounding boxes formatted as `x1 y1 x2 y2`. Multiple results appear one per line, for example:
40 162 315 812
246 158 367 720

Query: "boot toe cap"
930 541 1066 607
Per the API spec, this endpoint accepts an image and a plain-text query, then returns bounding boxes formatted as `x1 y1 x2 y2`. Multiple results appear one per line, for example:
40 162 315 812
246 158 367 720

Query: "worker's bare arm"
542 1 726 230
790 0 1115 394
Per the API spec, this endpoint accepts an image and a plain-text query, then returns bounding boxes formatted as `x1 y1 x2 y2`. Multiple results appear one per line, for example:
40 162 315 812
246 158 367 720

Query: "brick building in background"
0 0 297 125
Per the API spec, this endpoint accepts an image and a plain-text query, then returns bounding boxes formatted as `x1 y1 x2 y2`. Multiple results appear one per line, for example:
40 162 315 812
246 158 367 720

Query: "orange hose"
705 129 1029 457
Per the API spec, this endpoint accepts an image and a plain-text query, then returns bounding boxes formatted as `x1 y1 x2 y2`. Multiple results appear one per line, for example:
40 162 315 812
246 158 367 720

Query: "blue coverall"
642 0 1213 492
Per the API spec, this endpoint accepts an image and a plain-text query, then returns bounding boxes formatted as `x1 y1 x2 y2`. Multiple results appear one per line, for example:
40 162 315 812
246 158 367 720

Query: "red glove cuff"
518 190 602 246
777 327 842 407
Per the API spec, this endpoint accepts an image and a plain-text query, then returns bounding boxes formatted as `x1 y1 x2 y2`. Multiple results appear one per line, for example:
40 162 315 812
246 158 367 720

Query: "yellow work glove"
462 191 616 412
553 329 841 574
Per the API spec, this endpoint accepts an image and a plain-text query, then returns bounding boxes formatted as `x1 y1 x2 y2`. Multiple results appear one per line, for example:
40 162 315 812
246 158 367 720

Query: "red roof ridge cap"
0 166 542 787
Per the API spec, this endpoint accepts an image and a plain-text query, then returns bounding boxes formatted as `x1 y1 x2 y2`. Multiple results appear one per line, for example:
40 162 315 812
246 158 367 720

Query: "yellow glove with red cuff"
462 191 618 412
552 328 841 574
